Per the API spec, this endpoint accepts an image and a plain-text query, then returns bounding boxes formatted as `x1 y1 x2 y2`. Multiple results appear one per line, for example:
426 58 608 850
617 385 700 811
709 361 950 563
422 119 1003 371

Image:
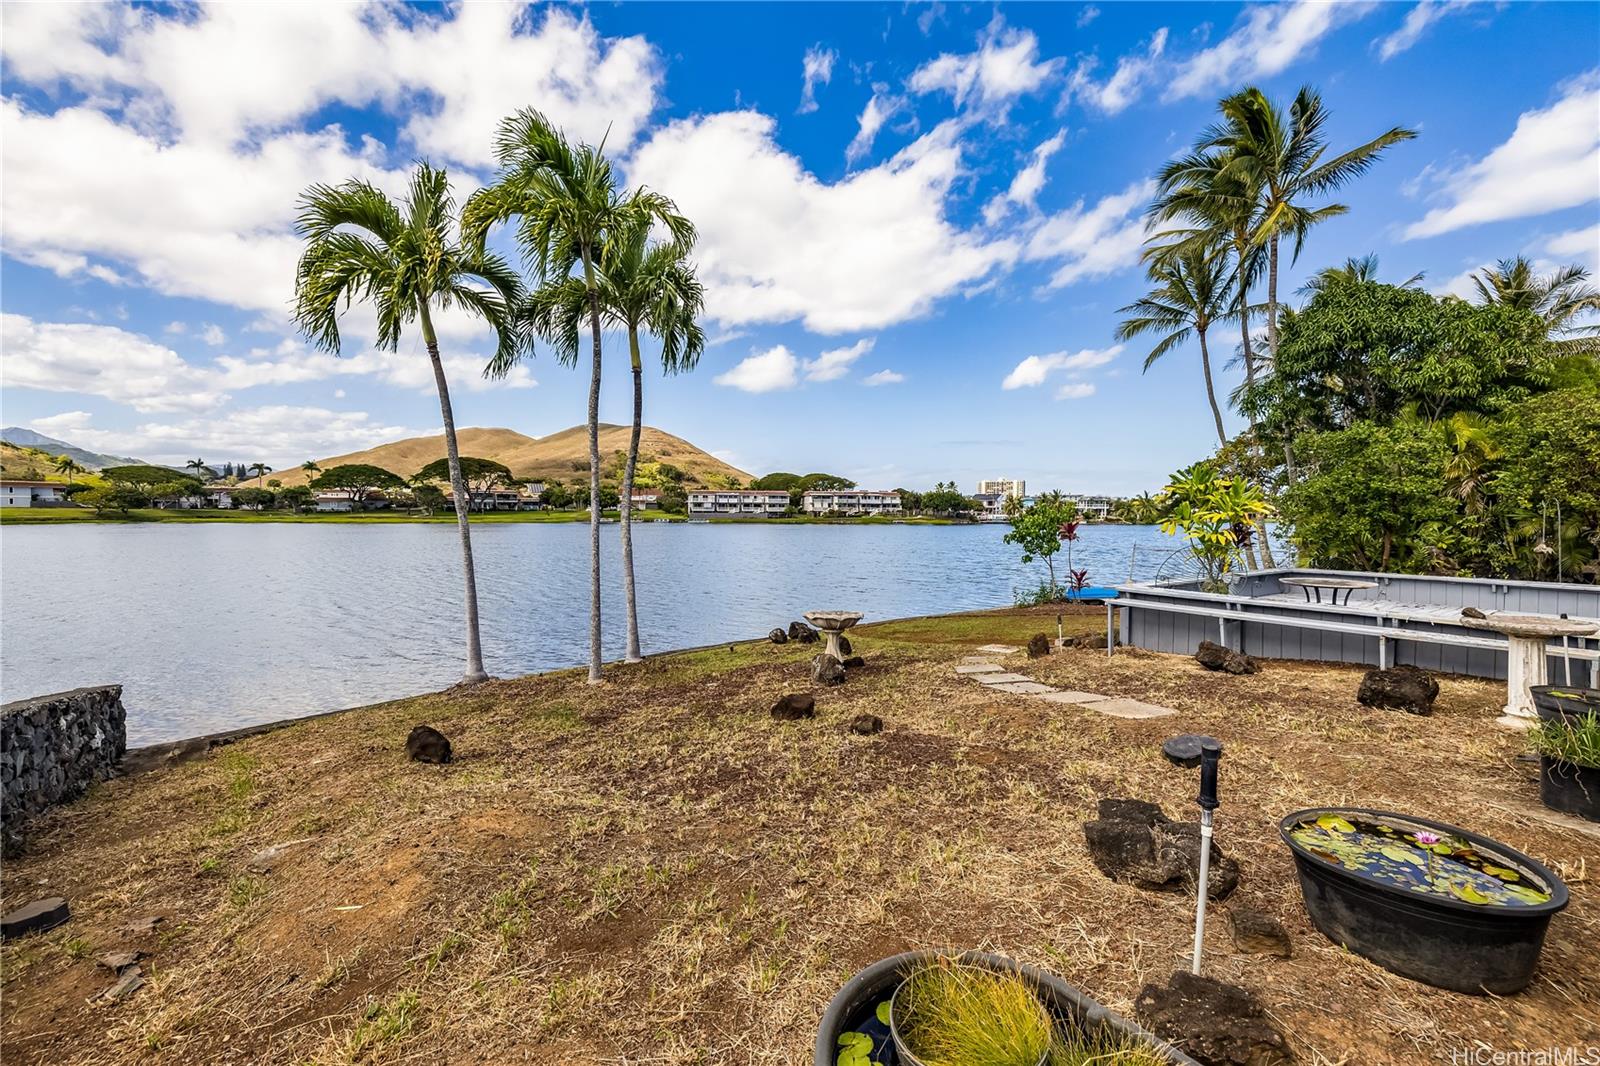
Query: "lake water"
1 521 1186 745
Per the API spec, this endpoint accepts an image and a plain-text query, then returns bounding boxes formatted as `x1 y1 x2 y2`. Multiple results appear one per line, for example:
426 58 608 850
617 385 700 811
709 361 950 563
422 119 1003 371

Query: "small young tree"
1160 462 1274 590
1003 495 1079 598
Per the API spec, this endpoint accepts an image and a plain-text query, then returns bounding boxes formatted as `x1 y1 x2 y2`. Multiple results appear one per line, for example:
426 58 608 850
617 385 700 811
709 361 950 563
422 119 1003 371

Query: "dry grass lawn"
2 606 1596 1065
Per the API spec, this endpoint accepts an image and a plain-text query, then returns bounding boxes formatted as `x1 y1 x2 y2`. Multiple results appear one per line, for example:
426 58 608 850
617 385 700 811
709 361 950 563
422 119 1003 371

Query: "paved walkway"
955 648 1176 720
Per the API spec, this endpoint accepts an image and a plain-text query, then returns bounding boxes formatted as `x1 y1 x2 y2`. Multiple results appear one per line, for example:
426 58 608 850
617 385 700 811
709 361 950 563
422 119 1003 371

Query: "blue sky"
2 1 1597 494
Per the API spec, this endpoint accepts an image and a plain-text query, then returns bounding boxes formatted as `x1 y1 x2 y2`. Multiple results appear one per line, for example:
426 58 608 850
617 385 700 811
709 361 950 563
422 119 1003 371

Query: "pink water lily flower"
1414 831 1441 846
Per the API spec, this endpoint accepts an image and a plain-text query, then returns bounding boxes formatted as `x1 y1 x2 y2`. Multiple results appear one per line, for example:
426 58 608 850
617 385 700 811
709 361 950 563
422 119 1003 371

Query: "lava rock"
842 656 866 670
1357 665 1438 716
1135 971 1292 1066
1068 632 1117 650
848 714 884 735
406 725 452 764
768 628 788 645
1228 908 1292 958
103 965 145 1003
1461 606 1487 619
1097 797 1170 827
788 621 820 643
1195 640 1259 675
838 636 853 656
1027 633 1052 659
811 654 846 686
96 950 141 972
1153 822 1240 901
1084 799 1238 900
1162 734 1224 769
1 897 70 940
770 693 816 720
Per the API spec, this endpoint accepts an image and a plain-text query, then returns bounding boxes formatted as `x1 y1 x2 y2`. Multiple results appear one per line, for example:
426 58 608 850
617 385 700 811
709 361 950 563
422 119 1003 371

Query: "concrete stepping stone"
990 681 1057 695
975 644 1021 654
955 663 1005 675
1089 697 1177 720
1033 690 1110 705
974 672 1031 685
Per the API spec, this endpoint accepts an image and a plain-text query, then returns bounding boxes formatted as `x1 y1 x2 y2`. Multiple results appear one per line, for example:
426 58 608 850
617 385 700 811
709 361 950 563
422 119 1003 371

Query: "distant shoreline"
0 506 1004 527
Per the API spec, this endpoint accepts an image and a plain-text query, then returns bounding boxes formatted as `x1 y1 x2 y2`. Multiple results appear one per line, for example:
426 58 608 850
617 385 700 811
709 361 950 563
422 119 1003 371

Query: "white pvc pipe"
1191 812 1213 976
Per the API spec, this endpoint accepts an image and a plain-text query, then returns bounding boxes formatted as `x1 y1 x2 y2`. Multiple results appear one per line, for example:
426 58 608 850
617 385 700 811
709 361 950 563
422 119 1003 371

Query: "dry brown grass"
2 606 1596 1065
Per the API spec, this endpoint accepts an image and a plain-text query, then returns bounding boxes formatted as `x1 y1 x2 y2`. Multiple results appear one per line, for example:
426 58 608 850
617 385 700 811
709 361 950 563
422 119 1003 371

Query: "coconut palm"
301 460 321 483
1298 253 1424 296
184 458 209 481
1117 245 1237 446
248 462 272 486
294 162 524 686
463 108 693 683
55 455 85 486
1470 257 1600 351
1200 87 1416 361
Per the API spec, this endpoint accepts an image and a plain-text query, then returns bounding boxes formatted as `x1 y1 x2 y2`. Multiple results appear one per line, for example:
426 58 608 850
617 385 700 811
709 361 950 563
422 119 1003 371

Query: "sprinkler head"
1196 741 1221 812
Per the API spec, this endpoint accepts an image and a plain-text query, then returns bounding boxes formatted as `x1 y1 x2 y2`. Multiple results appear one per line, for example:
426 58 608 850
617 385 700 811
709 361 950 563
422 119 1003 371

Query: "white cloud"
2 313 228 412
846 86 908 165
1007 129 1069 209
1374 1 1476 61
214 339 536 394
1022 181 1156 288
33 407 420 468
798 44 837 114
1077 6 1102 29
1167 2 1374 100
908 16 1059 114
1544 223 1600 274
163 321 188 335
1002 345 1121 389
804 339 874 382
1055 381 1097 400
863 369 906 386
200 324 227 346
1069 28 1169 115
714 346 800 393
1404 72 1600 239
628 112 1017 333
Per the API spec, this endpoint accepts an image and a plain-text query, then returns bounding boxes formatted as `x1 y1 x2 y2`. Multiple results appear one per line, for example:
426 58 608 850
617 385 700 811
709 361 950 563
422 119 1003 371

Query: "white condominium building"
976 478 1026 500
687 490 790 517
801 490 903 516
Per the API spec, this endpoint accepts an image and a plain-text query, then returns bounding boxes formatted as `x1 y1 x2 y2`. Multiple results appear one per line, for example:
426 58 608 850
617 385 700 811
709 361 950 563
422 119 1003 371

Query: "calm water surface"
1 522 1183 744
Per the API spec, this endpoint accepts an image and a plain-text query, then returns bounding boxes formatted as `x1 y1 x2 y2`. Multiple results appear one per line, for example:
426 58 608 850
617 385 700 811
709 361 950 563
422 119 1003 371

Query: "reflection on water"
1 521 1182 744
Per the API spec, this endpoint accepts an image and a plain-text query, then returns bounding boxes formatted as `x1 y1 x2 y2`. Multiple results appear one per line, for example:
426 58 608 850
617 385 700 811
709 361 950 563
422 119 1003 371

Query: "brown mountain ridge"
270 425 752 488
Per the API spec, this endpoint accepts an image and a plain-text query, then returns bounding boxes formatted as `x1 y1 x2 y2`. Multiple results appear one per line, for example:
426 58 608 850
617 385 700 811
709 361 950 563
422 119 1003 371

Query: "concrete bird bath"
804 611 863 662
1459 612 1598 728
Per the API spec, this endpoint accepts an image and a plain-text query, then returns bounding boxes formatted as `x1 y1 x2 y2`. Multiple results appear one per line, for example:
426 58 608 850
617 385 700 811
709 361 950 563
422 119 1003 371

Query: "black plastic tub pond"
1280 808 1569 995
815 950 1199 1066
1532 685 1600 724
1541 756 1600 822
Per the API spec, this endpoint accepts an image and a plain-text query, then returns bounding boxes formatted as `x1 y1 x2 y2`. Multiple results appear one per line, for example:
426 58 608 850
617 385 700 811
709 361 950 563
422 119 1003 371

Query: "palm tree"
184 458 209 481
1117 245 1237 446
1299 253 1424 296
463 108 692 683
294 162 524 686
54 455 85 486
248 462 272 486
1200 87 1416 361
1470 257 1600 351
301 460 321 483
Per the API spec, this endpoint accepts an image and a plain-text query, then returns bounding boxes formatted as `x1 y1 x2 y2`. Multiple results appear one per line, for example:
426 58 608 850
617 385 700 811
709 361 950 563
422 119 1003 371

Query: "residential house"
445 486 543 511
161 485 234 509
801 490 903 516
315 489 391 512
686 490 789 518
972 492 1009 522
629 493 660 511
0 480 69 507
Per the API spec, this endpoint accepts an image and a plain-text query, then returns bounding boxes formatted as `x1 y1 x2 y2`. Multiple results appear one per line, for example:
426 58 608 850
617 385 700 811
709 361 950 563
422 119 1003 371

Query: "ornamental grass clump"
1529 711 1600 769
894 960 1052 1066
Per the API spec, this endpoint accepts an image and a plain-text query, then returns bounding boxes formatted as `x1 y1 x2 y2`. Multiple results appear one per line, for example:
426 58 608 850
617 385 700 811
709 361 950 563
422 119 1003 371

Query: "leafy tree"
1488 388 1600 579
80 485 143 515
278 485 313 514
465 108 692 684
752 472 801 491
1159 462 1273 589
308 464 406 506
798 473 856 491
655 462 685 485
1003 495 1079 595
103 465 201 493
411 484 448 513
413 456 515 512
1117 244 1237 444
920 485 974 515
294 163 523 686
233 487 275 511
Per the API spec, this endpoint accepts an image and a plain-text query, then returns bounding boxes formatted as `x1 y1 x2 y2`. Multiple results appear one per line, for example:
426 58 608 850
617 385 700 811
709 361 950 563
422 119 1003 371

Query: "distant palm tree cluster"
291 111 704 686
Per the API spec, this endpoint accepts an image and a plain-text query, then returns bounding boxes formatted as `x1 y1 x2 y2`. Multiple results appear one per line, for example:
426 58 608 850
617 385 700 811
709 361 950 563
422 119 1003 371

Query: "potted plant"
1280 808 1568 995
1530 685 1600 724
1528 711 1600 822
816 950 1195 1066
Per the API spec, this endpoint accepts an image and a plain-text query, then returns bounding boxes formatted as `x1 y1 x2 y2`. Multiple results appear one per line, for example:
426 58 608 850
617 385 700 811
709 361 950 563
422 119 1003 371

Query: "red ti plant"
1069 568 1092 595
1058 520 1081 593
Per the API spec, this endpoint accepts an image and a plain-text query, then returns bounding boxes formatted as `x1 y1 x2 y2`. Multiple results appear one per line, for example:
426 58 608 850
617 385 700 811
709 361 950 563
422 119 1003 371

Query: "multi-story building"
0 480 69 507
1066 494 1113 520
971 492 1009 522
976 478 1025 501
801 490 903 516
686 489 790 518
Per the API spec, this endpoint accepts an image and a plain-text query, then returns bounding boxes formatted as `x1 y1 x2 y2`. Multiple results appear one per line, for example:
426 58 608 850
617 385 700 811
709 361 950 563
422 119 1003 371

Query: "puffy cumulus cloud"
1166 2 1374 100
805 339 874 382
1404 72 1600 239
713 345 800 393
907 16 1060 115
798 44 837 114
1067 28 1168 115
31 407 420 468
1001 345 1121 389
862 369 906 386
628 112 1017 333
1021 181 1156 288
0 4 659 162
1 313 228 412
1374 0 1478 61
200 324 227 346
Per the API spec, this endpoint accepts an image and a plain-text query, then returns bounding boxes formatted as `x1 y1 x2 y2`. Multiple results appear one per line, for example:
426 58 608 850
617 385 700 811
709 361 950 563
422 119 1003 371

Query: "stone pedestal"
803 611 862 664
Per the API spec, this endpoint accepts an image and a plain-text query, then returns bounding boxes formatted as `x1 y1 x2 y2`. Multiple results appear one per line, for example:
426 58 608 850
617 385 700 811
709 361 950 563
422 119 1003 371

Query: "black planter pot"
814 950 1199 1066
1540 756 1600 822
1531 685 1600 725
1280 808 1568 995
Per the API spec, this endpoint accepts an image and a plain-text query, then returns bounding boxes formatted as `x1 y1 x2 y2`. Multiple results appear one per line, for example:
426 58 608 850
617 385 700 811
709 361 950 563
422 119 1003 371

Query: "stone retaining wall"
2 686 126 853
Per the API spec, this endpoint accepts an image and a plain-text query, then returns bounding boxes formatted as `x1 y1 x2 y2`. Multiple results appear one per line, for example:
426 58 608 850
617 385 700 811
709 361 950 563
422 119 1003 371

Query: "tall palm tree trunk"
1265 234 1281 361
582 253 604 684
620 328 644 663
418 300 488 685
1240 241 1277 570
1197 328 1227 447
